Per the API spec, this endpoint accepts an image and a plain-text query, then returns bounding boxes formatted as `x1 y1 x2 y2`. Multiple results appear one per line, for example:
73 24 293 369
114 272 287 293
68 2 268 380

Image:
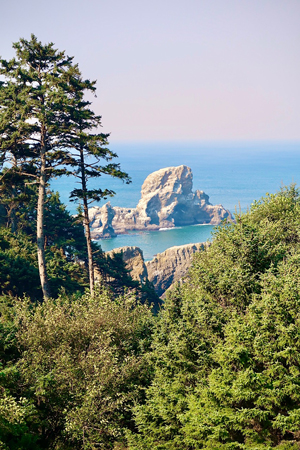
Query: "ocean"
51 141 300 260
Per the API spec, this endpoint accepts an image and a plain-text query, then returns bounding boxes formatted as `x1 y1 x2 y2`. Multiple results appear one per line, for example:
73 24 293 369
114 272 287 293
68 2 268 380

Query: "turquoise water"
51 141 300 259
99 225 215 261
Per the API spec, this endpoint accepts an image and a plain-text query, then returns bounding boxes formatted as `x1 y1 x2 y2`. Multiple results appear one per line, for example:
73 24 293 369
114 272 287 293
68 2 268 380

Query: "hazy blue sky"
1 0 299 142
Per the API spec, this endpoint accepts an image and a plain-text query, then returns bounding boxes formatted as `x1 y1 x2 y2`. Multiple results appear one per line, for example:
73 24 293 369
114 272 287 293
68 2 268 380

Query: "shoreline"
92 222 215 241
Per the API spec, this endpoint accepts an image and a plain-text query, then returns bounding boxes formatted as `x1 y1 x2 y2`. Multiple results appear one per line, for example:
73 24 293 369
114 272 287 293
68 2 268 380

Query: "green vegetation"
1 34 300 450
128 186 300 450
0 291 154 449
1 185 300 449
0 34 130 299
0 189 157 303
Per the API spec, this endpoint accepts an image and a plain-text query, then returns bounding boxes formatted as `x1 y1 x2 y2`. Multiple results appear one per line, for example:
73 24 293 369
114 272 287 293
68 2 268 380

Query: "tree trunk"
83 195 95 296
80 148 94 296
10 157 18 233
37 143 51 300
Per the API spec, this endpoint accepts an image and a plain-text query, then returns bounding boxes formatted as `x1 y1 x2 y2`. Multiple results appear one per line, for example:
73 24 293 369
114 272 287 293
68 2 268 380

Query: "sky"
1 0 299 142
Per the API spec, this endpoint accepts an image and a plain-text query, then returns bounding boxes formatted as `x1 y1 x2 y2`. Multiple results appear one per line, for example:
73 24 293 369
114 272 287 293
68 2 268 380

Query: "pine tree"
1 35 130 298
65 76 130 295
0 35 83 299
0 73 35 232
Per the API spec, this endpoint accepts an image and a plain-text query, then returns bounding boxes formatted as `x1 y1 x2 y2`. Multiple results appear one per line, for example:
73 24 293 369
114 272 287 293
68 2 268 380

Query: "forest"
1 36 300 450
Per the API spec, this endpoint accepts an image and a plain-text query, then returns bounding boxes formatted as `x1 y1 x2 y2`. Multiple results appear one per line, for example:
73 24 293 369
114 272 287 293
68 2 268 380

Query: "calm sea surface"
51 141 300 260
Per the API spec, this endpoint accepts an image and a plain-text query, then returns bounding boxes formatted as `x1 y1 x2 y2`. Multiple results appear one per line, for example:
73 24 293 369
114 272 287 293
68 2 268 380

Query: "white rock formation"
90 165 232 238
89 203 116 239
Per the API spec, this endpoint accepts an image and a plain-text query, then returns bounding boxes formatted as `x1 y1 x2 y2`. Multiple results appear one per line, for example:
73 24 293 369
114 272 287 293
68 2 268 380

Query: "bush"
12 289 154 449
128 186 300 449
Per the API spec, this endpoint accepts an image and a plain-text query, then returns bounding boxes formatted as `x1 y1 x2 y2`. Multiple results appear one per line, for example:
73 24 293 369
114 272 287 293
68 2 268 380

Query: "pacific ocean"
51 141 300 260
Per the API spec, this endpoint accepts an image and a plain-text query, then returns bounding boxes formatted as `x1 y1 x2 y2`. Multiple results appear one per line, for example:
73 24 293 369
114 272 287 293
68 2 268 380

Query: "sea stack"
89 165 232 238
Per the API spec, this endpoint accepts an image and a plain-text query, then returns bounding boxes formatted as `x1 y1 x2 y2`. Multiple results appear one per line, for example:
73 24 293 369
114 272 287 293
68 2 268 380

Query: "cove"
97 224 215 261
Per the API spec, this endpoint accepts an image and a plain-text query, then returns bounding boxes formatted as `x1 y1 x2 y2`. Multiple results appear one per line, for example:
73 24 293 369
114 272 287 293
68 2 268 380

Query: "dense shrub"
129 186 300 449
0 289 154 449
2 186 300 449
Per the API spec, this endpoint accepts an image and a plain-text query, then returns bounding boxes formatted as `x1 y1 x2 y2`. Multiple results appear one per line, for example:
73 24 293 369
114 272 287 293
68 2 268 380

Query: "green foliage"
0 34 131 297
0 34 101 299
0 298 40 449
41 191 88 261
127 285 226 449
188 186 300 311
65 74 131 205
180 255 300 449
0 34 83 175
2 185 300 449
0 34 158 448
128 186 300 449
0 393 39 450
0 167 36 233
2 35 300 447
0 223 88 300
64 74 130 294
11 289 153 449
0 228 41 299
0 188 157 302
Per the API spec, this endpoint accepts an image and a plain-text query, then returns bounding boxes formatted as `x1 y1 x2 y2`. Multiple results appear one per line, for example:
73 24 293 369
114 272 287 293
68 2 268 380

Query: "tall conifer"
0 35 81 299
65 77 130 295
0 73 35 232
1 35 130 298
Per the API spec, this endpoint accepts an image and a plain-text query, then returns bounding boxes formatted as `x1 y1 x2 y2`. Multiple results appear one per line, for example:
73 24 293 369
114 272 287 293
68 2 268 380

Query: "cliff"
105 246 148 284
106 242 206 297
90 165 232 238
145 242 207 297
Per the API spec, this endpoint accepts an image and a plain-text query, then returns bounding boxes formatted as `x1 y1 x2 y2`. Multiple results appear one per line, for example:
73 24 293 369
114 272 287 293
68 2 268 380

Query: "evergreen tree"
0 74 35 232
1 35 131 299
128 186 300 450
0 35 82 299
65 77 130 295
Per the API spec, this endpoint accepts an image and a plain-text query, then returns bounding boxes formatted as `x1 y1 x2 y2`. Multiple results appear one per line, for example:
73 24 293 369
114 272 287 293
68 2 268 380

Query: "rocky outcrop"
106 246 148 284
145 243 206 297
90 165 231 238
106 242 206 297
89 203 116 239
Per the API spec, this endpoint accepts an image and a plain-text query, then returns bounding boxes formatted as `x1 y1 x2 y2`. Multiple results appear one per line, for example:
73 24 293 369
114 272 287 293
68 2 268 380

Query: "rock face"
90 165 232 238
106 242 206 297
145 243 206 297
89 203 116 239
136 165 230 228
106 246 148 283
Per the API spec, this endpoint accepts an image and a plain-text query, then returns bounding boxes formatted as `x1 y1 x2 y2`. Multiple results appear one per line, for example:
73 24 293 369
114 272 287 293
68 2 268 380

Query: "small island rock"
90 165 232 238
89 202 116 239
